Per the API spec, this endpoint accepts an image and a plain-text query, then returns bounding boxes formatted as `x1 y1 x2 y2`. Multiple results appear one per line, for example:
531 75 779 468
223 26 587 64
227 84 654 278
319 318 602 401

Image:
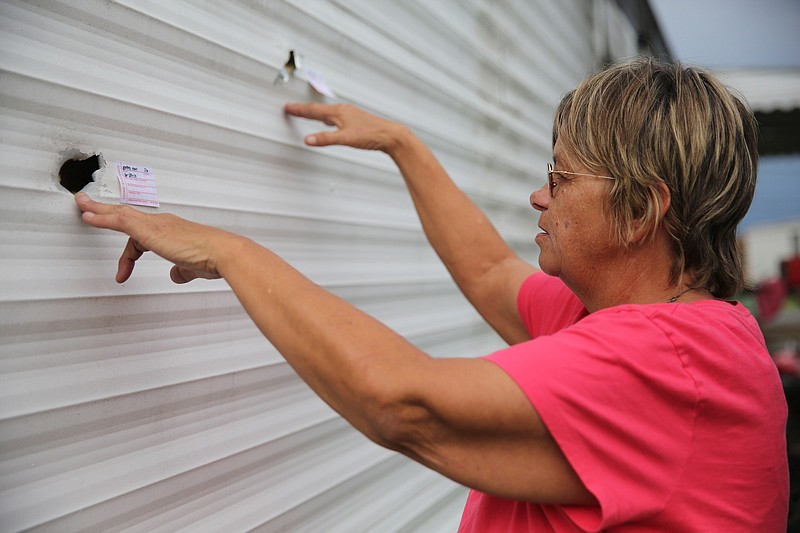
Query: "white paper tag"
116 162 159 207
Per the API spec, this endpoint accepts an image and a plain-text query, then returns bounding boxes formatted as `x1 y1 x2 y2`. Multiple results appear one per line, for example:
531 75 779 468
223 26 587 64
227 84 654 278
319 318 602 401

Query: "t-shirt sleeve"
516 273 588 337
486 307 699 529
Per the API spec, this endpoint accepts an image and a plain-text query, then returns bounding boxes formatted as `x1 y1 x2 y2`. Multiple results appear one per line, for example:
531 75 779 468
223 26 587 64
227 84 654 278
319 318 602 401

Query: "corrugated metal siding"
0 1 636 530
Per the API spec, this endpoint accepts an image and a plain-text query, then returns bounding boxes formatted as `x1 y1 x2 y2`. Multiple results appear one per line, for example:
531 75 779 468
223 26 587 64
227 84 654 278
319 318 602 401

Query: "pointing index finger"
284 102 337 125
75 192 141 235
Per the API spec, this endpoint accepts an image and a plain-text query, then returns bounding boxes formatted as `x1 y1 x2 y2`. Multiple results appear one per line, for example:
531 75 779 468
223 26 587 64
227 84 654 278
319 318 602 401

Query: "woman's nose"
530 183 549 212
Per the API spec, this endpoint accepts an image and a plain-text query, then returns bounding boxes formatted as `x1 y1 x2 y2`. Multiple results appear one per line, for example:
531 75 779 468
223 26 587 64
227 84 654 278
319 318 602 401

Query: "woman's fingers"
76 193 150 282
284 102 397 151
116 238 148 283
170 265 204 284
285 102 347 147
75 193 139 234
284 102 339 125
75 193 225 284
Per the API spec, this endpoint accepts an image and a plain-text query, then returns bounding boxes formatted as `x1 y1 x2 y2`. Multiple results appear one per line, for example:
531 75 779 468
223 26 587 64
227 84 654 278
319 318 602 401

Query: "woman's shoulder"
584 299 775 382
592 298 760 336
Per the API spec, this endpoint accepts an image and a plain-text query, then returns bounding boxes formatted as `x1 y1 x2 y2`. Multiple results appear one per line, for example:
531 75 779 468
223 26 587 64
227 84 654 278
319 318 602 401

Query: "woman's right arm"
284 103 536 344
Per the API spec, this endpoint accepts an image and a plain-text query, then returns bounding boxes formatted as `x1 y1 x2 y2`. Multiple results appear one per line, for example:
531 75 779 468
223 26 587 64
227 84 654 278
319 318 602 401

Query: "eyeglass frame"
547 162 615 197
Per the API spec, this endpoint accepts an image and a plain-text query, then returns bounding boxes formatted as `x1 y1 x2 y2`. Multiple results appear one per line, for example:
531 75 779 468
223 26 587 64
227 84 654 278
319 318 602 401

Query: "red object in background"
782 256 800 290
757 278 788 322
774 341 800 377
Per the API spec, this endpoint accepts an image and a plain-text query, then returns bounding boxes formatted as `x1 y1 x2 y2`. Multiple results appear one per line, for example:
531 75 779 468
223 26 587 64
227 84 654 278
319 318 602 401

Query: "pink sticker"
305 67 336 98
116 162 159 207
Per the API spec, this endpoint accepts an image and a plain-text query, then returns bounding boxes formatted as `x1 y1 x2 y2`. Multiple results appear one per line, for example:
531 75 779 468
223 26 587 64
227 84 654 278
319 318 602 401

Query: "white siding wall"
0 1 637 531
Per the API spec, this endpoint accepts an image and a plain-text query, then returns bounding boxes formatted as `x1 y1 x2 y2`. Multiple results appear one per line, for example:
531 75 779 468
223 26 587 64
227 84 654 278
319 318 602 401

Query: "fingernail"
306 135 318 146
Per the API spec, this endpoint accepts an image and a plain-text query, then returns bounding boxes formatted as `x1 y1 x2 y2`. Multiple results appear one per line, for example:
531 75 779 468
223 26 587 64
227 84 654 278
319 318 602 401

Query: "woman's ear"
656 180 671 219
630 181 671 244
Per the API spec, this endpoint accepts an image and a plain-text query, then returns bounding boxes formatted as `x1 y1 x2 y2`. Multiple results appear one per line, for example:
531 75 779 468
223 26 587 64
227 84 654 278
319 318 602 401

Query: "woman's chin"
536 256 558 277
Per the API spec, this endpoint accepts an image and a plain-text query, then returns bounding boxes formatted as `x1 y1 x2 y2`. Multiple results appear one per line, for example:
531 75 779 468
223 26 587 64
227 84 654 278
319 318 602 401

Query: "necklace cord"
667 287 692 303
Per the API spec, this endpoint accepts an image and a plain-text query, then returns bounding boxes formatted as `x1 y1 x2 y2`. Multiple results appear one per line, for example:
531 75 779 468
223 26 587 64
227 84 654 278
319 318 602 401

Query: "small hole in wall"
59 154 100 193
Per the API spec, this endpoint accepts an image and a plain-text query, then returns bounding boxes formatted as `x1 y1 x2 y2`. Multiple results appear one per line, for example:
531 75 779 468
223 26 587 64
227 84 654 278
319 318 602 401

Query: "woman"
76 57 788 531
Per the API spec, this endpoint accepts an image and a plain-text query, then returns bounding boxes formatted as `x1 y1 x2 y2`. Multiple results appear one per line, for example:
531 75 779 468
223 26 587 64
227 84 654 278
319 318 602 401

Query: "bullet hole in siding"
274 50 301 84
59 154 101 193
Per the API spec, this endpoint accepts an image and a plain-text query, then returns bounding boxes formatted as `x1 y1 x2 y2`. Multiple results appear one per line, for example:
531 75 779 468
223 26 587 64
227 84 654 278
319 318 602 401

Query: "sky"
648 0 800 231
648 0 800 69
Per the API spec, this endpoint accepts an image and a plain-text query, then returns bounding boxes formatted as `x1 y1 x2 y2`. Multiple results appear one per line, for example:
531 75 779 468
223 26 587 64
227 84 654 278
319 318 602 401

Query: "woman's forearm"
387 130 535 343
217 235 430 440
390 130 520 286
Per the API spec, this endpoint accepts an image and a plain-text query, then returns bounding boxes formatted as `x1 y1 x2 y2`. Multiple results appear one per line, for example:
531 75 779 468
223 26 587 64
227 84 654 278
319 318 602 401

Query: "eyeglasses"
547 163 615 197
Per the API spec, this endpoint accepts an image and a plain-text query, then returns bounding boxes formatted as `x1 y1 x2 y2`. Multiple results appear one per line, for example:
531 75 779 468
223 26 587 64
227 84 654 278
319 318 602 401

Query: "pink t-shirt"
459 273 788 532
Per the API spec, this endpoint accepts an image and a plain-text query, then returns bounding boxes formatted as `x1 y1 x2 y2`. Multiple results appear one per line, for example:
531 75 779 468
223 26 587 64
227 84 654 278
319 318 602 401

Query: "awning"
717 69 800 155
718 69 800 113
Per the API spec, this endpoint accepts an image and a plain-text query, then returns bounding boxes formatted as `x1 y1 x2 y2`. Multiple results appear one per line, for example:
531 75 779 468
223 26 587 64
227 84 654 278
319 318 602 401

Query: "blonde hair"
553 57 758 298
